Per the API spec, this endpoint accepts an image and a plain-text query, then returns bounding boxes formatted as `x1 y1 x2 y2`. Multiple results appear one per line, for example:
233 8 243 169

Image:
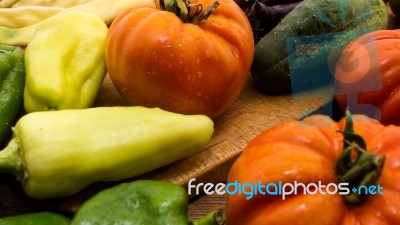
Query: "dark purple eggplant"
235 0 303 43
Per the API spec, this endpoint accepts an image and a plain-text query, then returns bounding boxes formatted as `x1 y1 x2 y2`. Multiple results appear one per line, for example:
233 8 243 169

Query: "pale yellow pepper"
24 11 108 112
0 0 152 46
11 0 95 8
0 106 214 199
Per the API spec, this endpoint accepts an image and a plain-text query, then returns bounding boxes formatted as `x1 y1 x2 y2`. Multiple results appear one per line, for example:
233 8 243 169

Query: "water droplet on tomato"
205 50 211 58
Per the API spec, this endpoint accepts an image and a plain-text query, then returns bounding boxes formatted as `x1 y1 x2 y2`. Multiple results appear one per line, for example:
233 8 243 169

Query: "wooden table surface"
0 2 398 222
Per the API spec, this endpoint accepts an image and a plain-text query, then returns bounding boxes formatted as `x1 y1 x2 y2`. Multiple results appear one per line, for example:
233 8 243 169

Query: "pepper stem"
335 110 385 205
190 210 225 225
0 136 23 179
157 0 219 23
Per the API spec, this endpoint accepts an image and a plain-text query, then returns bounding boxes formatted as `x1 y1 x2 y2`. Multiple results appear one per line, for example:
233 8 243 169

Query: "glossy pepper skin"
24 11 108 113
0 212 70 225
71 180 224 225
0 44 25 146
0 106 214 199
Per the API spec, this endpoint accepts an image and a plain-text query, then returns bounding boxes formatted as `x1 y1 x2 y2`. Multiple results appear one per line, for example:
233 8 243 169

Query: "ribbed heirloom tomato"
106 0 254 119
227 112 400 225
335 30 400 125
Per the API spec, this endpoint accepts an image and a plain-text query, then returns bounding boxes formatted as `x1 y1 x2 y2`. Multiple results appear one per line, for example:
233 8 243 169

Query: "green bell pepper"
0 212 70 225
23 11 108 113
71 180 224 225
0 106 214 199
0 44 25 146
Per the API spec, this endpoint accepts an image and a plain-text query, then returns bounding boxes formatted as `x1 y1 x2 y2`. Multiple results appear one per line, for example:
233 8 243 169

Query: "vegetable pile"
0 0 400 224
0 0 239 222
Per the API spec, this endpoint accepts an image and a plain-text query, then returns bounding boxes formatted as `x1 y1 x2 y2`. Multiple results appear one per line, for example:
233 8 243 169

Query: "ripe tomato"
227 113 400 225
106 0 254 119
335 30 400 125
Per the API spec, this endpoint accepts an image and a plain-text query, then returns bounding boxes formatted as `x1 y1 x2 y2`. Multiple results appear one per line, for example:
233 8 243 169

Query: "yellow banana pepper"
0 0 152 46
0 106 214 199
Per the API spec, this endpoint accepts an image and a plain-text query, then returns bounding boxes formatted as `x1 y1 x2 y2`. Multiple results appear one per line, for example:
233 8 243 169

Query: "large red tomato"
227 113 400 225
106 0 254 119
335 30 400 125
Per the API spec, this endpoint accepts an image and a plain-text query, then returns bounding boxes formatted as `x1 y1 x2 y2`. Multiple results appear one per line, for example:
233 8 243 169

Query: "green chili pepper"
0 106 214 199
0 212 70 225
0 44 25 146
71 180 224 225
23 11 108 113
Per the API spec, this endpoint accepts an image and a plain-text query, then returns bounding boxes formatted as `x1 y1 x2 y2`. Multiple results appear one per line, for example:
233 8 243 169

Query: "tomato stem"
157 0 219 23
335 110 385 205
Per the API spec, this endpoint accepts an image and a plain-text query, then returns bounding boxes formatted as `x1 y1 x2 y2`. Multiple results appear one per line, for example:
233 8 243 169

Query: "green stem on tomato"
157 0 219 23
335 110 385 205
